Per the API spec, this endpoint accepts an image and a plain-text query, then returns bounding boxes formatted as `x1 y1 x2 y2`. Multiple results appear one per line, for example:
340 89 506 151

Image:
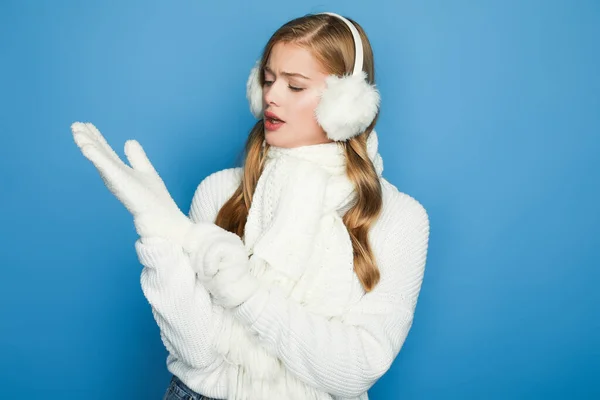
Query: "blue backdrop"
1 1 598 399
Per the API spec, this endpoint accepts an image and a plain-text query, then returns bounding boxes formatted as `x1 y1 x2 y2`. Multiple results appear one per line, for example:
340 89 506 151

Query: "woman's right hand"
71 121 193 245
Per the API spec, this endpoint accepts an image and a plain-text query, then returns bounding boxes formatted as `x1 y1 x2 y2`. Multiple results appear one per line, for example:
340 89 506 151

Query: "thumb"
124 140 158 174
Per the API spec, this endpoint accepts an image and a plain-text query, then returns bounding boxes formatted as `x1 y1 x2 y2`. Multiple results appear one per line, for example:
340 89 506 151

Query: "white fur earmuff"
245 12 381 142
246 59 264 120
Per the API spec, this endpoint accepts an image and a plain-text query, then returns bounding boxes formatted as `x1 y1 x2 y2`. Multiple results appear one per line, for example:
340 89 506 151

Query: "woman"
72 12 430 400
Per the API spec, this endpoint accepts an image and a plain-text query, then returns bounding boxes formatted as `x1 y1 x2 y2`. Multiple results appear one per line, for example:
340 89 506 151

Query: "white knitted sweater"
135 139 430 399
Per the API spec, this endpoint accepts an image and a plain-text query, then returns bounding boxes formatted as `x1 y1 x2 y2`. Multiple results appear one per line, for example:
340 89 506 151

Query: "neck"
266 140 346 176
263 130 384 178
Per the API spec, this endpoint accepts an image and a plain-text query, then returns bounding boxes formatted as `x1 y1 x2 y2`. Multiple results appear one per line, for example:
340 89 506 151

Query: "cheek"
292 91 321 125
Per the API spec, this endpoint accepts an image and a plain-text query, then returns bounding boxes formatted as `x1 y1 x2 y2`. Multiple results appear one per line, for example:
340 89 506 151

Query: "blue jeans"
162 374 222 400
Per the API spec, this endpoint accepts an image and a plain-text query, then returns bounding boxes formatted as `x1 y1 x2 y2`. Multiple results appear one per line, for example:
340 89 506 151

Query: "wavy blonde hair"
215 13 383 292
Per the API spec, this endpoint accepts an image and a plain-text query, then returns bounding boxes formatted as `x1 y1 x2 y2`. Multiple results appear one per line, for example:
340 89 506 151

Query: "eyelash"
263 80 304 92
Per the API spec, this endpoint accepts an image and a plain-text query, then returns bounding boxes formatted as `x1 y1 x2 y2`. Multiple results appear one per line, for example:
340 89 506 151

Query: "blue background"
1 0 598 399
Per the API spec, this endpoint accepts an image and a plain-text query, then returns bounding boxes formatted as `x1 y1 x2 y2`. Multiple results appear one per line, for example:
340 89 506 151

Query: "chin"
264 129 293 148
264 128 331 148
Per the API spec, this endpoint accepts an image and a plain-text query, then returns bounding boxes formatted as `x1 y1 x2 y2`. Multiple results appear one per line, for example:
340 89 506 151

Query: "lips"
264 110 284 122
264 110 285 131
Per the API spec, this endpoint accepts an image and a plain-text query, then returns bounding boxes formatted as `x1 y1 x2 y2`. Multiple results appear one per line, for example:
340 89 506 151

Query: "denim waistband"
169 374 221 400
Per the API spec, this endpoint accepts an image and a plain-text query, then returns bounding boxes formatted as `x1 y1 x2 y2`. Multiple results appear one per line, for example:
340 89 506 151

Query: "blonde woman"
72 12 430 400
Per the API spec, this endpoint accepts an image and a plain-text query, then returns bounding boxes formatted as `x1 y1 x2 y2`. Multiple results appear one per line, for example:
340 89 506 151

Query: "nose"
263 80 282 107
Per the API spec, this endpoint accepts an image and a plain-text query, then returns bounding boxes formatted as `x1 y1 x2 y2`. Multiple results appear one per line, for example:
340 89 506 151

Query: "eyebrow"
264 66 310 80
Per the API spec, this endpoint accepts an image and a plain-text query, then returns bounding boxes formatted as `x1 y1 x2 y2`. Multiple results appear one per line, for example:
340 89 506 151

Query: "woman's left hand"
190 229 260 309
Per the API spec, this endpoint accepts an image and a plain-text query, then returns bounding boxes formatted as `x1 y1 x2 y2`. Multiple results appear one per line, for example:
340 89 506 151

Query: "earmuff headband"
318 12 364 76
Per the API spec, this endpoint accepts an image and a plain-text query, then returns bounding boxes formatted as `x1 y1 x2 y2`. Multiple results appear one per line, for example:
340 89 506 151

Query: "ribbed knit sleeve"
135 168 242 371
136 236 222 370
233 191 430 397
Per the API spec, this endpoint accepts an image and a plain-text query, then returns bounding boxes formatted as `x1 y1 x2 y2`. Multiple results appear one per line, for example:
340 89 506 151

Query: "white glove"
190 228 259 309
71 121 194 247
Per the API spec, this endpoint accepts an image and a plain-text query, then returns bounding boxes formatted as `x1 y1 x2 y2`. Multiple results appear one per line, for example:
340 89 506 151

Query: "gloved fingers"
74 135 114 167
186 225 248 278
203 240 231 277
73 125 109 160
192 241 244 280
79 143 138 211
71 122 126 168
124 139 159 175
195 267 210 285
84 122 127 166
208 271 259 308
211 263 248 287
196 261 245 290
72 123 96 149
211 291 245 309
78 143 114 174
205 237 247 275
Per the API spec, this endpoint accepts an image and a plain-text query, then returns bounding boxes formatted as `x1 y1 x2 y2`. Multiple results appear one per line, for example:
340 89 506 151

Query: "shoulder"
188 167 243 223
196 167 243 194
381 178 429 224
371 177 430 253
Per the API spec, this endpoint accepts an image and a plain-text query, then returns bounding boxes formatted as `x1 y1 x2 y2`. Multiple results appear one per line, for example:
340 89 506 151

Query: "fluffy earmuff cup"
246 60 263 119
315 70 381 142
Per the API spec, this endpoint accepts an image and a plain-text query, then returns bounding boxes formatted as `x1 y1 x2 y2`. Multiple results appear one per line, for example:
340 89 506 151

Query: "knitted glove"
190 227 260 309
71 121 194 248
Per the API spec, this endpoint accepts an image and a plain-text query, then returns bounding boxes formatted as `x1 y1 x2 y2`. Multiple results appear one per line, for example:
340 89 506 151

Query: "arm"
228 194 430 397
137 236 223 370
71 122 240 383
136 168 241 370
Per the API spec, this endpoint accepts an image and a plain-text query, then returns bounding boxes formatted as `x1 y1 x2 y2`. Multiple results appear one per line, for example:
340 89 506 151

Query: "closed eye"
264 80 304 92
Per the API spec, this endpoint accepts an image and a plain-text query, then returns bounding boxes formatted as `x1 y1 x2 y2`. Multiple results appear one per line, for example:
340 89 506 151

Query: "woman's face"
262 42 333 148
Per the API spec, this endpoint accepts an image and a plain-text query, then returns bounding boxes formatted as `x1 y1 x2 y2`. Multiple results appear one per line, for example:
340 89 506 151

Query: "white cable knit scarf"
214 131 384 400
